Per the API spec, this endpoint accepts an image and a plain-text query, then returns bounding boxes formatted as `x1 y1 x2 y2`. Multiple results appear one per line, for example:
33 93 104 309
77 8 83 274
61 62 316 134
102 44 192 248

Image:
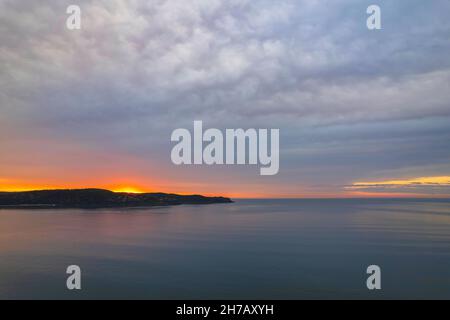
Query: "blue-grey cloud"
1 0 449 195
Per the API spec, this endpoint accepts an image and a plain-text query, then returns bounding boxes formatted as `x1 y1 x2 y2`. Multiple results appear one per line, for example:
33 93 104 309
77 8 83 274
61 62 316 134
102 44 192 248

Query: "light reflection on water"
0 199 449 299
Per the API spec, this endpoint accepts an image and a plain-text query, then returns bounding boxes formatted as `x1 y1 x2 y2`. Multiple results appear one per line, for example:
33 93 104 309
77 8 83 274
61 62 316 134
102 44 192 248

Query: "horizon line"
1 187 449 200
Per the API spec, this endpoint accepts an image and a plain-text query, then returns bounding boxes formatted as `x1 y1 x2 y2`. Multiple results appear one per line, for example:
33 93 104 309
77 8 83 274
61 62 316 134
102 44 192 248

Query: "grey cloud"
1 0 450 195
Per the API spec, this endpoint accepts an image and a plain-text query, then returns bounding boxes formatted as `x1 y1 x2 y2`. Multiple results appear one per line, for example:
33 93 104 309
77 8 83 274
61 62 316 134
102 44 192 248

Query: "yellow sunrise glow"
111 187 146 194
350 175 450 188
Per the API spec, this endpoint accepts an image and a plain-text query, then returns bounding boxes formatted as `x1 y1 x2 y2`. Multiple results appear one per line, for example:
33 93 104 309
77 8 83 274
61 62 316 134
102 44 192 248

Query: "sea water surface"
0 199 450 299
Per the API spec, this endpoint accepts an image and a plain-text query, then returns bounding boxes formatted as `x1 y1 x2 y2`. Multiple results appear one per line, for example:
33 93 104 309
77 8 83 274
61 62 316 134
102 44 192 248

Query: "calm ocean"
1 199 449 299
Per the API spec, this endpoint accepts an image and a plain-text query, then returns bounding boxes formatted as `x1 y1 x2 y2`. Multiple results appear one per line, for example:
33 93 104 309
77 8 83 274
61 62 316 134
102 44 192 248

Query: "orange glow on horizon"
0 184 150 194
111 187 146 194
1 180 450 199
1 185 449 199
350 175 450 188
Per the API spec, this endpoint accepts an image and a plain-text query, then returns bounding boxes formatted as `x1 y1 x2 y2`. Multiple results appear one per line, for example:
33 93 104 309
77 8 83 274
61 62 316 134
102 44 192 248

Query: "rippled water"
1 199 450 299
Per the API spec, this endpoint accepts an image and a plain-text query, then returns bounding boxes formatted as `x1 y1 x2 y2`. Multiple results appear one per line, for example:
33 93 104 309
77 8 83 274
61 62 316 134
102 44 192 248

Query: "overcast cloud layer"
1 0 450 197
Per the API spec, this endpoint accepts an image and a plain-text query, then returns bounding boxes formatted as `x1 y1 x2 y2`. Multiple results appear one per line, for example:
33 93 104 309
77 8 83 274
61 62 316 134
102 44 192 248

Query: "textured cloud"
1 0 450 196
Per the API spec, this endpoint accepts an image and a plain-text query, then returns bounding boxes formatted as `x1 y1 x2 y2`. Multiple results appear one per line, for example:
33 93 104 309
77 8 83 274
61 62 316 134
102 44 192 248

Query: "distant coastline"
0 189 233 209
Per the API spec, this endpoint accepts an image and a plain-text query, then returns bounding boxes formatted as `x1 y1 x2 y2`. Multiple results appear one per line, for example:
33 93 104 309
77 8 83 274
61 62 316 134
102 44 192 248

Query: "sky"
1 0 450 198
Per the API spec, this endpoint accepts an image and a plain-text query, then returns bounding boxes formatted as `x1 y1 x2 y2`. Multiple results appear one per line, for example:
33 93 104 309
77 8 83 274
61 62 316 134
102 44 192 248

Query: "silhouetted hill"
0 189 233 208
